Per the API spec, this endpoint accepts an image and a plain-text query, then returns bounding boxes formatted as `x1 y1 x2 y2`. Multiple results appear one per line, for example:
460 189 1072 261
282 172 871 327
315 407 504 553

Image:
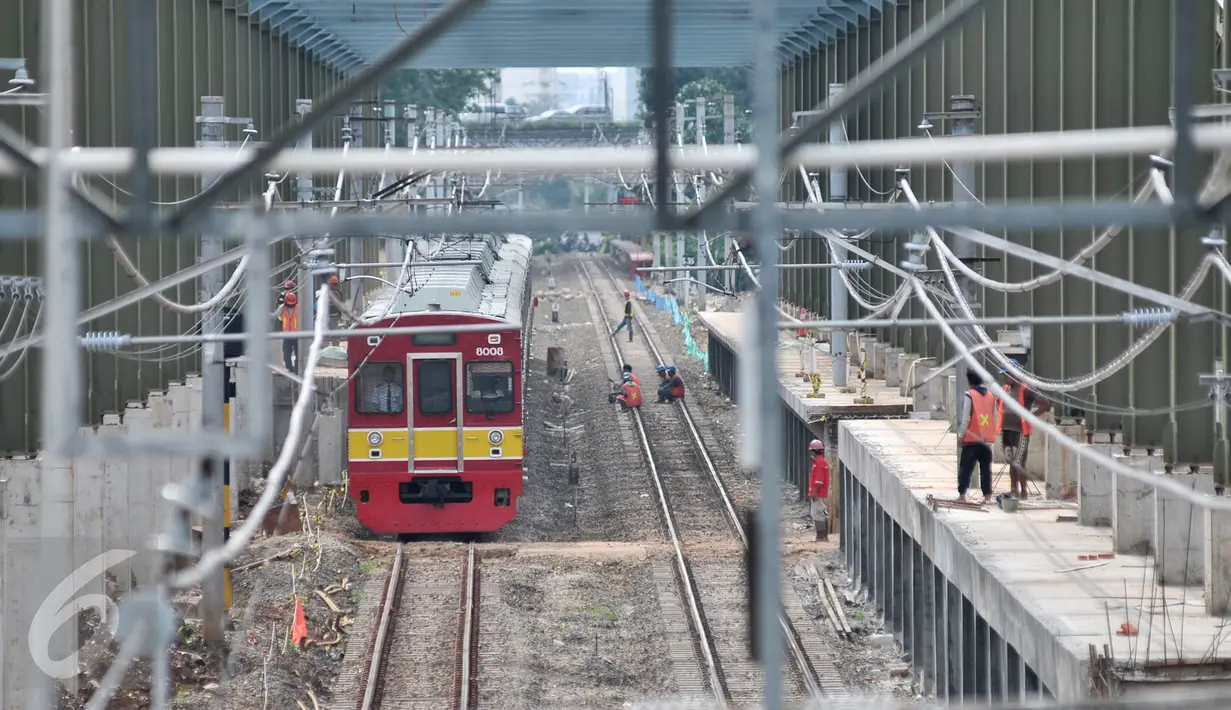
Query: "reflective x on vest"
963 389 997 443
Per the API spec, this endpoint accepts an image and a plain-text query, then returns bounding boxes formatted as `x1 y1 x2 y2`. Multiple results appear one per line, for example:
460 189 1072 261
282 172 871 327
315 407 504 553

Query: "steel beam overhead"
0 123 122 235
682 0 991 228
162 0 490 233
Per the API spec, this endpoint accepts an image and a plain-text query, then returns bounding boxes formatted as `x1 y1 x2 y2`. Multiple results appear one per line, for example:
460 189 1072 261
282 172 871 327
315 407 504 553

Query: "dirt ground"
477 553 676 709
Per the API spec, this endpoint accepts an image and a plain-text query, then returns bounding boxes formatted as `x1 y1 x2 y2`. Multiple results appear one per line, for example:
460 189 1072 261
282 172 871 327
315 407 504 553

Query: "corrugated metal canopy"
249 0 890 70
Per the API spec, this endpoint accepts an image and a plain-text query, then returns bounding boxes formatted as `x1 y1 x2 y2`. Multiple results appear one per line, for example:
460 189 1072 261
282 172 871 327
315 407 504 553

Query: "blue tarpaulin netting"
634 276 709 367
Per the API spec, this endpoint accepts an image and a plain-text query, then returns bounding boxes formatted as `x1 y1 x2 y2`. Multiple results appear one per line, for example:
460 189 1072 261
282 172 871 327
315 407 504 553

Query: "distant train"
346 234 533 534
608 239 654 279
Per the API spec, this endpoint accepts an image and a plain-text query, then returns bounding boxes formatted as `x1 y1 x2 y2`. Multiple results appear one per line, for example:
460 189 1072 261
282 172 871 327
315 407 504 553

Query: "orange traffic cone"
291 595 308 648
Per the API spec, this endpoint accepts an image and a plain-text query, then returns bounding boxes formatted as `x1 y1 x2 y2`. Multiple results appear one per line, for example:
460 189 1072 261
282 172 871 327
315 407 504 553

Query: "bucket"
997 494 1019 513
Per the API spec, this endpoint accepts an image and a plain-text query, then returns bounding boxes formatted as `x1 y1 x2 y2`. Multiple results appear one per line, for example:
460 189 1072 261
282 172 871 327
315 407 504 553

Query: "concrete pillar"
1007 645 1024 700
1078 458 1114 527
1112 456 1161 554
317 411 345 485
884 347 904 388
899 353 920 397
100 414 131 597
946 582 962 699
1205 506 1231 614
829 83 849 389
962 598 977 697
1045 423 1084 498
901 531 914 651
992 630 1007 700
976 618 991 698
890 522 904 632
1155 472 1215 585
918 553 935 694
123 402 157 587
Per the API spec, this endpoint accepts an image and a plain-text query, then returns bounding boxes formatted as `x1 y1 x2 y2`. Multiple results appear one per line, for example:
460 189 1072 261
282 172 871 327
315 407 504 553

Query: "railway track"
358 543 480 710
578 256 843 708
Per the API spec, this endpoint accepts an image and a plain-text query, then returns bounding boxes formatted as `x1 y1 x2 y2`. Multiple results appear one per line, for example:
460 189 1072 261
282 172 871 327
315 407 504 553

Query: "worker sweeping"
272 292 300 373
611 289 635 342
808 439 830 542
658 365 685 403
998 360 1051 499
608 372 643 410
956 370 996 504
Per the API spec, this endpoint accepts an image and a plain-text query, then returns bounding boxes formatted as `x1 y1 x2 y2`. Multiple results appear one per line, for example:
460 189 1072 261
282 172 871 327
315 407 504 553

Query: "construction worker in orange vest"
608 372 643 410
955 369 996 504
611 289 635 342
273 292 300 373
997 360 1052 499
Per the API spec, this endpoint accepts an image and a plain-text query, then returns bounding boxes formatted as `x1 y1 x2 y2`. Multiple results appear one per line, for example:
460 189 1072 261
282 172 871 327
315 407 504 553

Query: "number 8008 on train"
345 234 533 535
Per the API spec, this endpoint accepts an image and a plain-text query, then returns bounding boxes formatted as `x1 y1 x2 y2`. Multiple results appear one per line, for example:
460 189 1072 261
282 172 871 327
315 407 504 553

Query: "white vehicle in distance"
459 103 528 123
526 105 613 123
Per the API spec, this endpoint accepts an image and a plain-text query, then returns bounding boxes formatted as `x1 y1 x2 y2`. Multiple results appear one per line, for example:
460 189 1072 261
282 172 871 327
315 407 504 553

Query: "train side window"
356 362 406 415
466 361 515 416
417 360 455 416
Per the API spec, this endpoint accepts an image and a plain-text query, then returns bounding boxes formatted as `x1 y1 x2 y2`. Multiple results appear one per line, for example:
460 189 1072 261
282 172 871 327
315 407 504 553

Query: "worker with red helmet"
610 288 635 342
808 439 831 541
273 292 300 373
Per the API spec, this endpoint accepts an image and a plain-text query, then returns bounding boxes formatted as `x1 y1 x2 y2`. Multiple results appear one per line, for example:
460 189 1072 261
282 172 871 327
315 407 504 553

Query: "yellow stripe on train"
348 427 524 461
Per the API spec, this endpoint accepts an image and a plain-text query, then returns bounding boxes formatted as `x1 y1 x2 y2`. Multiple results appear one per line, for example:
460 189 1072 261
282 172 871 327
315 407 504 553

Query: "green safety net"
634 275 709 368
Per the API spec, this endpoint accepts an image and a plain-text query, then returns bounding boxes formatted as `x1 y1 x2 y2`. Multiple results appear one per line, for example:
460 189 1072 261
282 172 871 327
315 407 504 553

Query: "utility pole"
296 100 316 370
722 93 736 294
197 96 254 641
828 84 849 390
695 97 708 311
675 101 688 308
941 95 981 436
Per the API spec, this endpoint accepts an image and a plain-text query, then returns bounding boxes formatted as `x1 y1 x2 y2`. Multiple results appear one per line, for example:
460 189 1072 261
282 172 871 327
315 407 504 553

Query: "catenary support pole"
695 97 708 312
36 0 78 702
829 83 849 389
949 95 980 439
750 0 783 706
723 93 736 294
198 95 228 641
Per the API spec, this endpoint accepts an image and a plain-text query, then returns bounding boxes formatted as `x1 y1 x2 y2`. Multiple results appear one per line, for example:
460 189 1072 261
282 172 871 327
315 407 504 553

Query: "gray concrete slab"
840 419 1228 702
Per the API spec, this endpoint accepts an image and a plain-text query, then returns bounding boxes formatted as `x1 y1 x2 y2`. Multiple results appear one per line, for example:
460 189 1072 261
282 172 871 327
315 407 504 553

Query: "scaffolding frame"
9 0 1224 707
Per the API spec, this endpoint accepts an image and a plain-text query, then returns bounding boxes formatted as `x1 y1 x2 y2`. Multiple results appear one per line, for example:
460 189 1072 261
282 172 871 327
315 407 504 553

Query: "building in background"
498 67 639 119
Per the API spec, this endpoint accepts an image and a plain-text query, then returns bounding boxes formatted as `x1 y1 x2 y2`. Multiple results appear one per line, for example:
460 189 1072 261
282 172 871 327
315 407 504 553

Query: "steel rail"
575 261 729 708
589 257 827 701
459 542 478 710
361 542 405 710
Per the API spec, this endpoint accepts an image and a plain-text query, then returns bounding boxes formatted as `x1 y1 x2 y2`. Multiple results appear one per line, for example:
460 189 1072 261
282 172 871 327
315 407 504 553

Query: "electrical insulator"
1121 308 1175 327
80 331 130 352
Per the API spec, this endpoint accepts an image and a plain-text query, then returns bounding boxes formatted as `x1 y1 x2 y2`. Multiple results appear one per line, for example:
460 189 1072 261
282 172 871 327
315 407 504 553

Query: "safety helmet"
623 289 630 297
999 358 1020 374
283 280 296 290
809 439 825 452
328 275 339 285
284 293 297 306
622 372 633 383
666 366 676 375
656 365 667 373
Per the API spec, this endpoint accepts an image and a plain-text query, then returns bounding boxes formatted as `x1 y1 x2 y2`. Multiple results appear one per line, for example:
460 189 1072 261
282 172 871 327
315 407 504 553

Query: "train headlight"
488 430 504 445
367 431 383 446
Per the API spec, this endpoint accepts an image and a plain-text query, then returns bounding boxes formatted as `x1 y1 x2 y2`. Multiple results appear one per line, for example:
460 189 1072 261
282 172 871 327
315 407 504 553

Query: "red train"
608 238 654 279
346 234 533 534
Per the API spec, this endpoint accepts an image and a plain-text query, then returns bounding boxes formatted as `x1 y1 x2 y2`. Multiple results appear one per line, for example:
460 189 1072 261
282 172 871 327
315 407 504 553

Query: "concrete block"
1205 507 1231 615
872 342 887 378
100 417 132 596
123 403 158 587
942 375 957 426
1045 424 1084 499
318 411 345 485
1078 458 1113 527
899 353 920 397
1112 456 1161 554
885 348 904 388
1154 473 1215 586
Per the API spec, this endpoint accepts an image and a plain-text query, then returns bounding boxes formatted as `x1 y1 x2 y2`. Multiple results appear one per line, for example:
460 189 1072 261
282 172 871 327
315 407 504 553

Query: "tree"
379 69 499 116
635 67 753 143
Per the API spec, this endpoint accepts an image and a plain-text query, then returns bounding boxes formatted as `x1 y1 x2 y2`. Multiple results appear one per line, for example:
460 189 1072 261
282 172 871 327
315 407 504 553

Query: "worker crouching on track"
611 289 635 342
657 365 685 404
608 372 643 410
998 360 1051 499
808 439 830 542
273 292 300 373
956 370 996 504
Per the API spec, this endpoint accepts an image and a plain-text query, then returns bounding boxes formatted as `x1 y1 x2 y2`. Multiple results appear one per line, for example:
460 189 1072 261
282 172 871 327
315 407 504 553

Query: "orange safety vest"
622 381 643 407
997 384 1031 435
669 374 685 399
281 305 299 331
962 388 997 444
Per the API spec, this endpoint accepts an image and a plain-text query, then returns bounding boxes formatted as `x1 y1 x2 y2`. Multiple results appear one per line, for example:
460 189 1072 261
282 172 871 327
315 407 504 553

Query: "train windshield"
466 361 515 416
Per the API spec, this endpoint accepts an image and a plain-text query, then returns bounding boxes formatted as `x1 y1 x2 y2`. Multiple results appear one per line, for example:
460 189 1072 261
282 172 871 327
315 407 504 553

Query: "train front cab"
348 326 524 534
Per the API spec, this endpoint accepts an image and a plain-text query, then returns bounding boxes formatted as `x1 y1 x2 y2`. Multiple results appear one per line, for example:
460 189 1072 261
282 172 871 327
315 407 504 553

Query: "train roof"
609 239 654 261
358 234 533 327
